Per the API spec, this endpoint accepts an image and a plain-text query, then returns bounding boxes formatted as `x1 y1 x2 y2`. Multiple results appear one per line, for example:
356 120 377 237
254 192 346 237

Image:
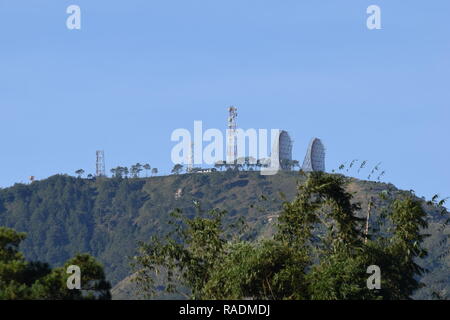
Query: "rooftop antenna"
96 150 106 177
227 106 238 164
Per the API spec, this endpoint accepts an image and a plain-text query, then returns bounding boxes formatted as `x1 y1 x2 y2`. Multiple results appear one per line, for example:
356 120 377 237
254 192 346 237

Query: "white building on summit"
302 138 325 172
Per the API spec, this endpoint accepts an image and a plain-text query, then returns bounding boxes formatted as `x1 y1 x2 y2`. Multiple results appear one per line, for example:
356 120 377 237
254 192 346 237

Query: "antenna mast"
96 150 106 177
227 106 238 164
187 142 194 173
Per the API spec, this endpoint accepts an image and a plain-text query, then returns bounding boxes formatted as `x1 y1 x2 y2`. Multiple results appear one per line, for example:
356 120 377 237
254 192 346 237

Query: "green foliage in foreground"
133 172 448 300
0 227 111 300
0 171 447 299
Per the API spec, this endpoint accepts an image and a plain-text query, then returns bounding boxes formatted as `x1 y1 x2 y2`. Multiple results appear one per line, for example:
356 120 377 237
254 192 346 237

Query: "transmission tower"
227 106 238 164
187 142 194 173
96 150 106 177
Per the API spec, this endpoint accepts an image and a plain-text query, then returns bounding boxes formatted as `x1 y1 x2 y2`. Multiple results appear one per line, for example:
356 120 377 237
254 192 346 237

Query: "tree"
75 169 85 178
0 227 28 298
171 164 183 175
151 168 158 176
143 164 151 177
130 163 143 178
133 208 229 299
111 167 126 178
0 227 111 300
133 172 439 300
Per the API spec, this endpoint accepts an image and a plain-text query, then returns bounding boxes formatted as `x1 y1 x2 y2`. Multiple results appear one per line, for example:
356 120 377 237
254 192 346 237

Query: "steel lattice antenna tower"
187 142 194 172
227 106 238 164
96 150 106 177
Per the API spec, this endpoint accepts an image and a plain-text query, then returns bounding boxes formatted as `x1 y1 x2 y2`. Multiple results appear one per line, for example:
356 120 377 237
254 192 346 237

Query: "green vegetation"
110 163 156 178
171 164 184 175
133 172 447 299
0 171 448 299
0 227 110 299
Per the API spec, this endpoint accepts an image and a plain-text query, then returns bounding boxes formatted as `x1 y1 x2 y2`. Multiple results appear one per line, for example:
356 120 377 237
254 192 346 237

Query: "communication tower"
187 142 194 172
227 106 238 164
96 150 106 177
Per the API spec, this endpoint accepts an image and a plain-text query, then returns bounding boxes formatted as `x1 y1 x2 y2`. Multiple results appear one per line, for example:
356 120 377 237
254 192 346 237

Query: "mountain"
0 171 448 299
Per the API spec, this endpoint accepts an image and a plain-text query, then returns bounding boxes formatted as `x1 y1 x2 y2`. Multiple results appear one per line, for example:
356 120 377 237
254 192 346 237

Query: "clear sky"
0 0 449 200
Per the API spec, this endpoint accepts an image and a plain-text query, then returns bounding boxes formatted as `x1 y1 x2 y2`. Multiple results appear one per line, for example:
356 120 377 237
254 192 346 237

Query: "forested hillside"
0 171 448 299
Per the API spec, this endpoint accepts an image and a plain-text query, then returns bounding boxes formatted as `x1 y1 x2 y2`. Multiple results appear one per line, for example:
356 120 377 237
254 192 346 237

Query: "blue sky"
0 0 449 200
